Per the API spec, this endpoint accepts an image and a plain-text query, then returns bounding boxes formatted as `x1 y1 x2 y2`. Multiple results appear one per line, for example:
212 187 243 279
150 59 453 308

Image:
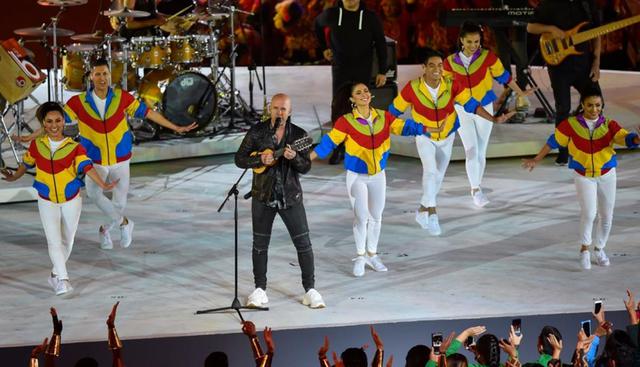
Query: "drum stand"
45 6 68 102
0 103 24 168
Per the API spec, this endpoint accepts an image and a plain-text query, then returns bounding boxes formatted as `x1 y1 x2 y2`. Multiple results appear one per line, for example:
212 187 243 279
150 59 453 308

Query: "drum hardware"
71 31 126 43
37 0 87 6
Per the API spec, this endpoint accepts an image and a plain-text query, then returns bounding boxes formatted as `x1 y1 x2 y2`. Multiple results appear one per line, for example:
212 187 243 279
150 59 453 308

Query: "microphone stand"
196 167 268 319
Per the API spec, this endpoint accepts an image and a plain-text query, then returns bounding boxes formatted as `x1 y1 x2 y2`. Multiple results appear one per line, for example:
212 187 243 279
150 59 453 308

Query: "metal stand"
0 104 22 166
196 168 268 318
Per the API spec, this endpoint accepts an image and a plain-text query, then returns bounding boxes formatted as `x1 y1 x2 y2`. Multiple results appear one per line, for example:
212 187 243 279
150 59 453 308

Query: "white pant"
346 170 386 255
86 160 130 230
416 134 455 208
456 103 494 189
574 169 617 248
38 196 82 280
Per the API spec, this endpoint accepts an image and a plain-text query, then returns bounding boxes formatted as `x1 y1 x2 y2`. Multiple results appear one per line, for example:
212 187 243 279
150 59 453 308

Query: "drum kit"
2 0 261 152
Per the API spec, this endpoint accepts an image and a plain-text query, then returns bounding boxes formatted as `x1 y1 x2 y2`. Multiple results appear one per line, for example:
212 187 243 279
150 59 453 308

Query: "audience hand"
242 321 257 337
264 327 274 354
51 308 62 335
31 338 48 358
318 336 329 358
107 302 119 329
370 325 384 350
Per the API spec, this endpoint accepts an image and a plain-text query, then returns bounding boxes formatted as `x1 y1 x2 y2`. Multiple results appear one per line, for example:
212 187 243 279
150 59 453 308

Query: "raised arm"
370 325 384 367
107 302 125 367
44 308 62 367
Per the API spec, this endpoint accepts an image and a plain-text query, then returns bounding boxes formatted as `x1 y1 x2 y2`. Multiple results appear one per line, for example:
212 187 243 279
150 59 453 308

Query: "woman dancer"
522 89 639 269
444 21 534 207
1 102 117 295
311 82 438 277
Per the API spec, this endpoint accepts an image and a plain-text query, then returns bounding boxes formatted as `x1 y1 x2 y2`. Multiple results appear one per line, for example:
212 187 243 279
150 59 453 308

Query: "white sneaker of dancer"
99 226 113 250
352 255 366 277
427 214 442 236
302 289 326 309
594 248 610 266
580 250 592 270
120 219 134 248
366 255 388 272
472 189 490 208
246 288 268 308
415 211 429 229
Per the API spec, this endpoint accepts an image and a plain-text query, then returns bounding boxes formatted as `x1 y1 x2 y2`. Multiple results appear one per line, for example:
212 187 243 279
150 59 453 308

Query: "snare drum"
131 36 169 69
168 35 210 64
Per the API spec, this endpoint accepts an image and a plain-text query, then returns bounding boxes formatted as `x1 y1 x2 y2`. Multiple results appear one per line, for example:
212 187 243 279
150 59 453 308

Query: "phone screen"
432 332 443 355
594 300 602 314
512 318 522 336
581 320 592 337
465 335 475 349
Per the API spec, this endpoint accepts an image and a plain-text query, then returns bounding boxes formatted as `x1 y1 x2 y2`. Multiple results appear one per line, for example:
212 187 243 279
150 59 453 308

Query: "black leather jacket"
235 121 311 207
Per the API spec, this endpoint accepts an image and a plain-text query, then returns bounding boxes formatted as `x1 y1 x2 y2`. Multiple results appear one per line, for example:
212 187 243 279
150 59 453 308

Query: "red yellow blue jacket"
22 136 93 203
547 115 639 177
314 108 427 175
443 49 512 107
389 76 478 142
64 87 148 166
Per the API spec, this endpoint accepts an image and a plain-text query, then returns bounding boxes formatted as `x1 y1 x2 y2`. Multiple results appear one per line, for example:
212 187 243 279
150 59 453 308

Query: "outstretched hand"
318 336 329 358
174 122 198 134
103 178 120 192
242 321 257 337
51 307 63 335
441 331 455 354
264 327 274 353
370 325 384 349
31 338 49 358
1 168 19 182
332 351 344 367
521 158 538 171
386 354 394 367
509 325 523 347
494 111 516 124
107 302 120 328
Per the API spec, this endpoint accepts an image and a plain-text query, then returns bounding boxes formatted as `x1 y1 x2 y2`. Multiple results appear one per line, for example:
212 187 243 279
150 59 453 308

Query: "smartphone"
594 300 603 314
581 320 592 337
512 318 522 337
432 332 443 355
465 335 475 349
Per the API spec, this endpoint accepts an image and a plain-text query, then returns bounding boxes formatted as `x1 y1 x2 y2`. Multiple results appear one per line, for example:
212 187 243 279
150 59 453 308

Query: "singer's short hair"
91 58 110 70
422 49 444 65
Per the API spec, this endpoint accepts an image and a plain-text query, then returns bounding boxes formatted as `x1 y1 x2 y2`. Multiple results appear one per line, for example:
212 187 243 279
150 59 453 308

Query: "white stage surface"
1 65 640 348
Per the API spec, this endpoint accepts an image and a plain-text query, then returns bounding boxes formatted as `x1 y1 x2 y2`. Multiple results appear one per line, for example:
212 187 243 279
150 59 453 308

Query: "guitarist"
527 0 602 165
234 93 325 309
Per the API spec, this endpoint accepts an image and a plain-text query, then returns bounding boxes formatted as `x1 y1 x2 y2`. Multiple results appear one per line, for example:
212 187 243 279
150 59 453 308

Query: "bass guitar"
250 136 313 174
539 14 640 66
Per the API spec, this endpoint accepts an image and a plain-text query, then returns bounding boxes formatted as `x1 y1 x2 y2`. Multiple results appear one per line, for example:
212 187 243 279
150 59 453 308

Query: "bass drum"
162 71 217 131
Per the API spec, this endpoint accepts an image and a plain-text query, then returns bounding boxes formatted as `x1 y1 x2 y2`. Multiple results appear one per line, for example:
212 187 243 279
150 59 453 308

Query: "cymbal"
102 7 150 18
66 43 98 52
14 27 75 38
201 13 230 21
37 0 88 6
71 32 125 43
160 15 197 34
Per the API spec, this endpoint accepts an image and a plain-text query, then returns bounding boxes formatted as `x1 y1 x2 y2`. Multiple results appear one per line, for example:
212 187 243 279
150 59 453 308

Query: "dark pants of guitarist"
235 120 316 292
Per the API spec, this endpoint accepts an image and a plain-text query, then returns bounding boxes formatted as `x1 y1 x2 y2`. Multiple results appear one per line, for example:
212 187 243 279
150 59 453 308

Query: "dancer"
522 88 639 269
235 93 325 309
1 102 117 295
444 21 534 207
18 58 196 250
311 82 438 277
390 49 513 236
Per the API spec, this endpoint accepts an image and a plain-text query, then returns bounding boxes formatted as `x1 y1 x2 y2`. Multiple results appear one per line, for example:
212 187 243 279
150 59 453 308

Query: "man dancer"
235 93 325 309
527 0 601 165
390 50 512 236
314 0 388 164
20 59 196 249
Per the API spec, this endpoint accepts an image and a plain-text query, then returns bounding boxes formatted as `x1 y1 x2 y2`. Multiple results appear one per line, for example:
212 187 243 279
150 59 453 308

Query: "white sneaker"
120 219 134 248
99 226 113 250
48 274 59 291
246 288 268 308
366 255 388 272
472 189 490 208
302 288 326 309
352 255 366 277
580 251 591 270
594 248 610 266
415 211 429 229
427 214 442 236
55 279 73 296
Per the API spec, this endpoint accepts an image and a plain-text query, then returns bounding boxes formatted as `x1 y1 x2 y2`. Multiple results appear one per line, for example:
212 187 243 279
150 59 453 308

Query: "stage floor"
1 150 640 347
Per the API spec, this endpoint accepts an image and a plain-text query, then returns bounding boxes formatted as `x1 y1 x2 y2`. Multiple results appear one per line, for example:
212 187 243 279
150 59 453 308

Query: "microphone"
243 191 252 200
272 117 282 131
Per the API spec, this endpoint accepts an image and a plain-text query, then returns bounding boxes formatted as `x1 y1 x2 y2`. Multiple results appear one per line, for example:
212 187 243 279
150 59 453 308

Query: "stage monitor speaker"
370 81 398 111
371 36 397 84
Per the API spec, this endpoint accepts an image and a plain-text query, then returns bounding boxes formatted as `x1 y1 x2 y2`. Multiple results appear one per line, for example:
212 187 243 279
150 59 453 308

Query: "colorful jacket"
547 115 639 177
443 49 511 107
314 108 426 175
22 136 93 203
389 76 478 142
64 87 148 166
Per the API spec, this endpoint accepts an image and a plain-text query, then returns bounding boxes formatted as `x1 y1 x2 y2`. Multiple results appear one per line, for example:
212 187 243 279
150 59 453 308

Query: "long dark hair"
575 85 604 116
475 334 500 367
458 21 484 51
341 347 368 367
331 81 367 122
